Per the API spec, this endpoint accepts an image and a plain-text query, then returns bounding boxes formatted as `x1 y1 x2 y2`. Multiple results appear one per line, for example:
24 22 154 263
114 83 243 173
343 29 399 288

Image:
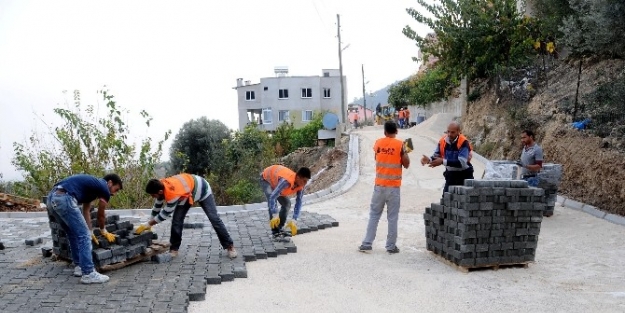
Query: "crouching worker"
135 174 237 259
260 165 311 241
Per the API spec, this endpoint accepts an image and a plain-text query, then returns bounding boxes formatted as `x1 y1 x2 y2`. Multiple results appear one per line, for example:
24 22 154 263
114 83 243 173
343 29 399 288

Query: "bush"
11 89 170 208
290 113 323 150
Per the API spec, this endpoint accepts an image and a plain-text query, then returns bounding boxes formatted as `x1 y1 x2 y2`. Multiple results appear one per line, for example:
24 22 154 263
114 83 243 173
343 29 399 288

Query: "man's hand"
101 229 117 243
135 223 152 235
270 216 281 229
420 155 431 166
429 158 444 167
403 138 413 154
286 220 298 236
91 233 99 245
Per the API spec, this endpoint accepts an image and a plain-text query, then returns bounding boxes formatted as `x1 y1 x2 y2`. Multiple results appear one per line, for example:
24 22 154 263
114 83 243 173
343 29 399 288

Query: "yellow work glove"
135 223 152 235
403 138 414 153
269 216 281 229
101 229 117 243
286 220 298 236
91 233 99 245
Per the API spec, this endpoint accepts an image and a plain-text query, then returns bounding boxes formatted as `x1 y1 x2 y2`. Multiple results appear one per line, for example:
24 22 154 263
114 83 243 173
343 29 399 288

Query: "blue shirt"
432 136 472 172
54 174 111 204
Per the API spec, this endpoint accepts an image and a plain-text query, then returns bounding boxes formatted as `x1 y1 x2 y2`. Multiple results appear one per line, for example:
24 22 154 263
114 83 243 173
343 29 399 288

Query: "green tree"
12 89 170 208
403 0 537 81
290 112 324 149
169 117 231 177
273 122 295 156
388 64 457 108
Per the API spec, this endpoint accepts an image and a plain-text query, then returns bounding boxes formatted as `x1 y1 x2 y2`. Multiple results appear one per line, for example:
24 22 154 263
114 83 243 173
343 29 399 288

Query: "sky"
0 0 431 181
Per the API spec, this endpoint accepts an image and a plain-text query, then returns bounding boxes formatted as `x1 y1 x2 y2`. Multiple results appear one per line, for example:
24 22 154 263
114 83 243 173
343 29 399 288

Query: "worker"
260 165 311 241
404 107 411 128
46 173 123 284
136 174 238 259
398 108 405 129
359 121 410 254
421 121 474 193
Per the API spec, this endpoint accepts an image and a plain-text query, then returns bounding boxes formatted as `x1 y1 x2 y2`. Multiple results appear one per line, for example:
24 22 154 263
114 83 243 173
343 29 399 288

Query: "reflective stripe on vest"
374 137 403 187
263 165 303 196
162 173 195 205
439 134 471 159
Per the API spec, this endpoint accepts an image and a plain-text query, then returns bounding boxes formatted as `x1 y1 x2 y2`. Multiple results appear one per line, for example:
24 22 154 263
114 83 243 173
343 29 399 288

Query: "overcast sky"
0 0 430 181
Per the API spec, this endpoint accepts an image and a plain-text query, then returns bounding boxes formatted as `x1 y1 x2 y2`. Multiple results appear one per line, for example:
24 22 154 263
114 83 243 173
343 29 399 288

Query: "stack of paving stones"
0 210 338 312
424 179 545 269
536 163 562 216
47 207 156 268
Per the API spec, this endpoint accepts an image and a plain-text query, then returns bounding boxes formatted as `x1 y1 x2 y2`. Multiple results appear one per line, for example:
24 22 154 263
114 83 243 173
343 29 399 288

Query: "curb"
416 133 625 227
0 134 361 219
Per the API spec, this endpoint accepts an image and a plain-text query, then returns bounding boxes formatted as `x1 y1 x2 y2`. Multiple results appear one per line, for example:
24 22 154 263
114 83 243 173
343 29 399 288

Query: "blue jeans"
47 191 95 275
260 177 291 234
524 176 539 187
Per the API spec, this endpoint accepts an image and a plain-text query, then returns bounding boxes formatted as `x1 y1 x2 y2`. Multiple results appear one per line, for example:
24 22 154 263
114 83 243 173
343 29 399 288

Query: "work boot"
387 247 400 254
358 245 372 252
80 271 110 284
73 266 82 277
169 250 179 258
227 245 238 259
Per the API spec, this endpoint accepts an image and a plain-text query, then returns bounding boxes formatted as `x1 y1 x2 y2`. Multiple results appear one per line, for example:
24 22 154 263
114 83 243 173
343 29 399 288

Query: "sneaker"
358 245 372 252
387 247 400 254
80 271 110 284
170 250 179 258
227 246 238 259
73 266 82 277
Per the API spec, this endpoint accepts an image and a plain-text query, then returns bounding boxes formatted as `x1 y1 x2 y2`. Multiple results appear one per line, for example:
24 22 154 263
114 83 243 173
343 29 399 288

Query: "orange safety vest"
374 137 404 187
405 109 411 118
398 110 405 119
438 134 473 162
262 165 304 197
161 174 195 205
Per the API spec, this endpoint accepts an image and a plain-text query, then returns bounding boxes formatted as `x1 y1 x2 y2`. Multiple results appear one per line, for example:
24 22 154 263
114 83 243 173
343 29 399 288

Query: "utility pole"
362 64 367 123
337 14 346 124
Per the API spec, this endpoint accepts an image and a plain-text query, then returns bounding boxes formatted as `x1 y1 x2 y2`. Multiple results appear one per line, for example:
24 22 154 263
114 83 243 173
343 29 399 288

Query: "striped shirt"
151 175 212 223
269 178 304 220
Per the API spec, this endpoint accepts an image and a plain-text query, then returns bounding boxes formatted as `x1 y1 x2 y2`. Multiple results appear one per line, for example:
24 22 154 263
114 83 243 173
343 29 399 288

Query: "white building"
233 67 347 131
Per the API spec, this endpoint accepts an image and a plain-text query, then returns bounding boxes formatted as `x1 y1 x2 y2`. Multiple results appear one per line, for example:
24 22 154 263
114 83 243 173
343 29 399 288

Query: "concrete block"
93 248 113 261
510 180 529 188
565 199 585 211
206 276 222 285
473 180 494 188
41 246 53 257
151 253 172 264
605 214 625 226
581 205 607 219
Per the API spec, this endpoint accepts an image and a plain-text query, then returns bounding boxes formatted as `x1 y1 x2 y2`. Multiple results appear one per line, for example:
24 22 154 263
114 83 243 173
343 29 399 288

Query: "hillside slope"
462 59 625 216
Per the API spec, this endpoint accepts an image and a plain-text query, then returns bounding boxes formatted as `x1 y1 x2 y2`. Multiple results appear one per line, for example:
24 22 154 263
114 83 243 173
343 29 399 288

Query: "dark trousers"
443 168 475 193
260 178 292 234
170 194 234 251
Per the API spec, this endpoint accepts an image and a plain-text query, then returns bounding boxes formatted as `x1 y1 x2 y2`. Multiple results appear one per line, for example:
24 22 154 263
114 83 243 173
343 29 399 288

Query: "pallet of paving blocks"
424 179 545 271
46 207 169 271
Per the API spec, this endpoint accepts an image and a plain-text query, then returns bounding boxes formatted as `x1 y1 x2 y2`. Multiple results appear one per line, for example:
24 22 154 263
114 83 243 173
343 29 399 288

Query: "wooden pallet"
0 193 40 207
98 240 171 272
431 252 532 273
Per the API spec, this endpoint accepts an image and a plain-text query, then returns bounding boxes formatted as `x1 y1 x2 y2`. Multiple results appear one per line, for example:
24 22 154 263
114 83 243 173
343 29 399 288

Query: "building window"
279 89 289 99
302 110 313 122
264 86 268 91
262 108 272 124
323 88 331 98
279 110 290 122
301 88 312 98
323 72 330 77
245 91 255 101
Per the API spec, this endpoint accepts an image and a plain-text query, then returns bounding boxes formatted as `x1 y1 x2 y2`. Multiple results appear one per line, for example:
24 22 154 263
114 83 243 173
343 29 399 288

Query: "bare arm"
401 149 410 169
97 199 107 230
82 203 92 231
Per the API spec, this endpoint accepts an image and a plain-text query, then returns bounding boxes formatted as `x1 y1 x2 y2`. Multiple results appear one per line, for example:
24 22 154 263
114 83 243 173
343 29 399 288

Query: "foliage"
11 89 170 208
289 112 324 150
272 122 295 156
533 0 574 39
560 0 625 58
403 0 539 81
388 65 457 108
169 117 231 177
579 73 625 138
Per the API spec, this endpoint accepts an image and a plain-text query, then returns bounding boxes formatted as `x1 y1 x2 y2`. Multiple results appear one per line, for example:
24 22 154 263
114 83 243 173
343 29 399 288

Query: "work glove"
286 219 298 236
91 233 99 245
135 222 152 235
403 138 414 154
269 216 281 229
101 229 117 243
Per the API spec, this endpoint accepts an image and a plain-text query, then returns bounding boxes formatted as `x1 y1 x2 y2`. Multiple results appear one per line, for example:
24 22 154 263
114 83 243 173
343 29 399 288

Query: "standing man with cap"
260 165 311 241
47 173 123 284
359 121 410 254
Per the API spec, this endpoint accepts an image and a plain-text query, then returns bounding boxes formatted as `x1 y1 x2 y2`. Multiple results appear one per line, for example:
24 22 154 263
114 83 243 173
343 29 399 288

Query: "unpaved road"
190 118 625 313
